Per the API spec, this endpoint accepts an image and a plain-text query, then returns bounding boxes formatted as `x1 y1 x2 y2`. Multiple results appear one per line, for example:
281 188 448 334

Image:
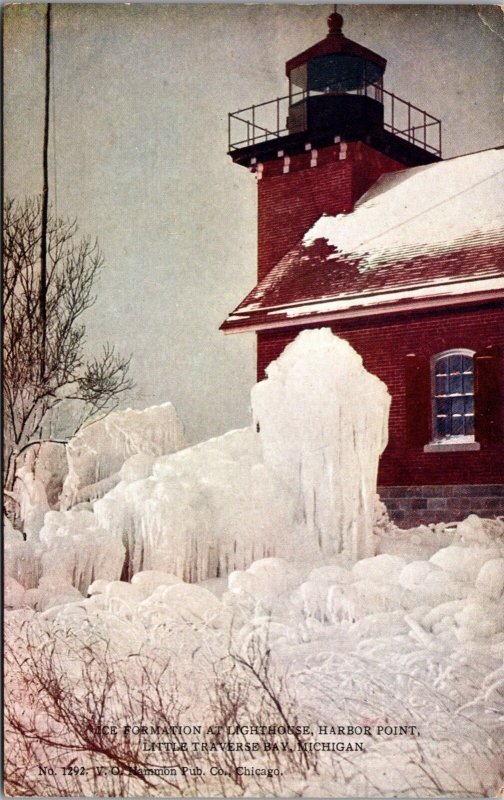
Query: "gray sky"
4 4 504 443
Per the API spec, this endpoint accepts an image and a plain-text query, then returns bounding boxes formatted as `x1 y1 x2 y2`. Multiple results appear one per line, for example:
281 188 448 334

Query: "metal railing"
228 83 442 157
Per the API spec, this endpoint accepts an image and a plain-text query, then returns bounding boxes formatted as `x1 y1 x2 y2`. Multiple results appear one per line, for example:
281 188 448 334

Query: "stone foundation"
378 484 504 528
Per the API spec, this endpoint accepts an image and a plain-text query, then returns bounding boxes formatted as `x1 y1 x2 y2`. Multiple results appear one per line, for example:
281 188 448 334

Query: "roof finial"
327 4 344 35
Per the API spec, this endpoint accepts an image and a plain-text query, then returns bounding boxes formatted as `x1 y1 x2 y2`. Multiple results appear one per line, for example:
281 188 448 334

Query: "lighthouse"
221 10 504 527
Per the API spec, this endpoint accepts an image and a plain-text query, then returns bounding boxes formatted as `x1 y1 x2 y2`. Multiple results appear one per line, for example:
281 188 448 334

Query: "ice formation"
93 426 301 583
6 329 390 591
252 329 390 560
19 442 68 509
13 465 50 539
61 402 185 508
91 329 389 582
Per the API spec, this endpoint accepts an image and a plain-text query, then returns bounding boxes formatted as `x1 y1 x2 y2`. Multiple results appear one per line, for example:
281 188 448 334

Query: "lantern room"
286 10 386 135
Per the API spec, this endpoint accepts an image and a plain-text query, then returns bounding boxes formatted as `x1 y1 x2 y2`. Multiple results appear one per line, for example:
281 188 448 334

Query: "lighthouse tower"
227 9 442 283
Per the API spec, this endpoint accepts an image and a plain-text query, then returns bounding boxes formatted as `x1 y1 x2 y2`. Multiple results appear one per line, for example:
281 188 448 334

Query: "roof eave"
221 285 504 335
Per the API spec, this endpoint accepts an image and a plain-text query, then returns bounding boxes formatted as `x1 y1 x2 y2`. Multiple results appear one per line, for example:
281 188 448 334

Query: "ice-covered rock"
455 600 504 640
61 403 185 508
455 514 504 547
131 570 183 593
430 545 501 583
252 329 390 560
352 553 406 584
475 559 504 601
227 558 302 613
352 610 410 639
399 560 442 592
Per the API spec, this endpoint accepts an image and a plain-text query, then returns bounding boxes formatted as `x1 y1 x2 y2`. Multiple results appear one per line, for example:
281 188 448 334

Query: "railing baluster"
251 105 255 145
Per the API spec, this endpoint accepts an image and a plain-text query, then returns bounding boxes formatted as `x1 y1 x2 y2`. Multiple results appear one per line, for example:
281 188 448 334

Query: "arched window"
406 346 502 452
432 349 475 441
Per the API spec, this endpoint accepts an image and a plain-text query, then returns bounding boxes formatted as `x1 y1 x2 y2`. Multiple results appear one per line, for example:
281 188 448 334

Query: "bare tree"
4 621 321 797
3 196 134 495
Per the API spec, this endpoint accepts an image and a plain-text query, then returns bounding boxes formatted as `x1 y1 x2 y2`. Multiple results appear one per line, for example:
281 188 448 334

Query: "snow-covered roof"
222 147 504 332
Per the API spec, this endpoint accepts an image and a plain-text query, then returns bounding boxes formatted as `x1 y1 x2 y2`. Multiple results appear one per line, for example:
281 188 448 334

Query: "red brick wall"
256 303 504 486
257 142 405 281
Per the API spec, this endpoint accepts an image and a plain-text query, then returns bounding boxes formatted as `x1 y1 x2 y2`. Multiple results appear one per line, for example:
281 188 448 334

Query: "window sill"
423 441 481 453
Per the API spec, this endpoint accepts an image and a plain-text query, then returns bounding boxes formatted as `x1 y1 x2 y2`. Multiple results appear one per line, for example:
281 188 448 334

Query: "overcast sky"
4 4 504 443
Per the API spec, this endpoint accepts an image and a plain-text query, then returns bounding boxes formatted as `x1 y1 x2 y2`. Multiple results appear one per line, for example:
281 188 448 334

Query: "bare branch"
2 196 134 493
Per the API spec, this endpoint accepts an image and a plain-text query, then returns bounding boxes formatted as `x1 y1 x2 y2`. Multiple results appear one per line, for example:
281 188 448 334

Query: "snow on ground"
303 148 504 270
5 515 504 796
61 402 186 509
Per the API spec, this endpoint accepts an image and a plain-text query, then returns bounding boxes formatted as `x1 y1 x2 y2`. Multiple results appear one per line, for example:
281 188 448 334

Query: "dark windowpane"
465 415 475 436
451 414 464 435
435 397 450 416
449 354 462 374
449 371 463 394
463 371 474 394
435 374 448 395
435 415 447 438
452 397 464 417
464 396 474 415
461 355 473 372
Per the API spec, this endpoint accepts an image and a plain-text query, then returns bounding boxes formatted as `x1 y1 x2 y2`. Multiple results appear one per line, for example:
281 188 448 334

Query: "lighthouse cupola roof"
285 9 386 94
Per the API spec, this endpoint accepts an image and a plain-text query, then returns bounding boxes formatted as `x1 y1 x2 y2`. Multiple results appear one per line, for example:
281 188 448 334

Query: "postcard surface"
3 3 504 797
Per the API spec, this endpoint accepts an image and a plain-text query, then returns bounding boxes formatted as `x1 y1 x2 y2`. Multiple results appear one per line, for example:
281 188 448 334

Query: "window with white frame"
432 349 475 441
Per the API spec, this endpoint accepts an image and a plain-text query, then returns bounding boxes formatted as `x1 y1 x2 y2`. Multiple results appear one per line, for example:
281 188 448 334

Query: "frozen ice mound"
93 330 390 583
252 329 390 561
475 559 504 601
61 403 186 508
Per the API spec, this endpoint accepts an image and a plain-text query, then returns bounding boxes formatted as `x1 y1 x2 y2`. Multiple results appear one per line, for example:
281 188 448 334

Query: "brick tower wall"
257 140 405 281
